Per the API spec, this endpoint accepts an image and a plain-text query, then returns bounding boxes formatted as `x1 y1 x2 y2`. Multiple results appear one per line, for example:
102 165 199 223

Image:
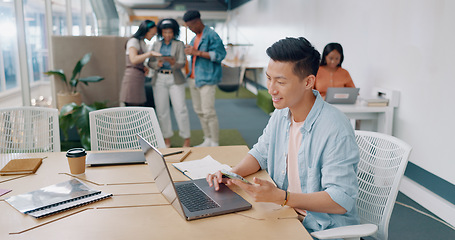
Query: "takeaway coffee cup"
66 148 87 175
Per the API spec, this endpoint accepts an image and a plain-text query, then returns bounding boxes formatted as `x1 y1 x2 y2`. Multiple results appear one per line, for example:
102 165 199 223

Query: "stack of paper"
362 97 389 107
172 155 232 180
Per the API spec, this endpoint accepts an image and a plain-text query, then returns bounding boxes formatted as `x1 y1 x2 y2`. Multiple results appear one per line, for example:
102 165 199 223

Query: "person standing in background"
183 10 226 147
314 43 355 99
120 20 161 106
148 18 191 148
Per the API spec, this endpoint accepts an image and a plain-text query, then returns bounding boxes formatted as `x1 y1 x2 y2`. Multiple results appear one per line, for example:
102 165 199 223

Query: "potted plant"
45 52 106 150
59 101 107 150
45 52 104 110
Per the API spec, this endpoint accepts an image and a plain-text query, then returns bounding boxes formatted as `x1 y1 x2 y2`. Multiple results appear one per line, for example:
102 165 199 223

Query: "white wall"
228 0 455 186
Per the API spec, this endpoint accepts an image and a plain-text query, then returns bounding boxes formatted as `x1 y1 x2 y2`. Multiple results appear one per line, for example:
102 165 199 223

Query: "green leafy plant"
45 53 104 93
59 101 107 150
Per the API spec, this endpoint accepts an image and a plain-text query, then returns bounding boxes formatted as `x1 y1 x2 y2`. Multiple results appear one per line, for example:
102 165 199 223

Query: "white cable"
395 201 455 231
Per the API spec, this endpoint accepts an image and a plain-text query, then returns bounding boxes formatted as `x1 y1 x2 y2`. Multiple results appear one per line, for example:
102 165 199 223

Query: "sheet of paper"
172 155 232 180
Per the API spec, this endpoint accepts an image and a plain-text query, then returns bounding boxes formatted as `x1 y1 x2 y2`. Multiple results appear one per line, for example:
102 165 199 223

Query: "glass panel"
71 0 81 36
85 0 96 36
0 3 19 91
24 0 47 83
52 0 67 35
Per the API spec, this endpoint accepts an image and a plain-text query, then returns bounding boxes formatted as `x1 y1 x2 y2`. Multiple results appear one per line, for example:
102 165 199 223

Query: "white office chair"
0 107 61 153
89 107 166 151
311 130 412 240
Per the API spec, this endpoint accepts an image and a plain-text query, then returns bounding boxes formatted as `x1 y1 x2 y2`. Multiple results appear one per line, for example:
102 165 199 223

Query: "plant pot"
57 91 82 110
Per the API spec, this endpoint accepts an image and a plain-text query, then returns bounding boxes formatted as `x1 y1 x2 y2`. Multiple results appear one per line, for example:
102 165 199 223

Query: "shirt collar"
283 90 324 133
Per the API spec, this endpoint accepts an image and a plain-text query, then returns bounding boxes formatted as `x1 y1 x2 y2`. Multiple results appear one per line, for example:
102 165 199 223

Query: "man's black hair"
266 37 320 79
183 10 201 22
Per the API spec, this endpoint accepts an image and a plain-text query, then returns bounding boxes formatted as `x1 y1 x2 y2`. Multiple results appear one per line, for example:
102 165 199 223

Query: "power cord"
395 201 455 231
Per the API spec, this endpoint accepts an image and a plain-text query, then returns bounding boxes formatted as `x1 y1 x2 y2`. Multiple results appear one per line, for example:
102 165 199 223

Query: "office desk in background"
333 102 394 135
222 59 267 92
333 88 400 135
0 146 311 240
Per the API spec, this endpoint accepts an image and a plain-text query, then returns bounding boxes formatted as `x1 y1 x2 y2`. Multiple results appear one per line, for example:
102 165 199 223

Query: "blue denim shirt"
187 26 226 87
249 90 360 233
159 41 172 70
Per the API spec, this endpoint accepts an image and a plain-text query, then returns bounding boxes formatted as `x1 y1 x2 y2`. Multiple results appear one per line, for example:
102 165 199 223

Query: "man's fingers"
253 177 261 184
206 171 224 191
231 179 253 190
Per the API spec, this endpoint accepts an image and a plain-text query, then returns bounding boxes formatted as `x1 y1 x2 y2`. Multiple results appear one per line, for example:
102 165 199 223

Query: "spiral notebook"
5 179 112 218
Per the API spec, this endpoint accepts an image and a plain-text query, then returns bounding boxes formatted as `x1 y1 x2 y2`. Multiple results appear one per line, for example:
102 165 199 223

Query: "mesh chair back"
89 107 165 151
0 107 60 153
355 130 412 240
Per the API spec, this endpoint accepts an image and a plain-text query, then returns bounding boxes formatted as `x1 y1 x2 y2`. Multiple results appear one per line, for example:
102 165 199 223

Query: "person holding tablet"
207 37 360 234
148 18 191 148
314 42 355 98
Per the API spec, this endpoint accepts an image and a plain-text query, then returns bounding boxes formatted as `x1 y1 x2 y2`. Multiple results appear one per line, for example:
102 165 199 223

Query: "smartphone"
221 170 250 184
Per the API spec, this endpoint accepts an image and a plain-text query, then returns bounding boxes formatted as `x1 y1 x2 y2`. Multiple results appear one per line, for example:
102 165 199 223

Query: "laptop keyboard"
175 183 220 212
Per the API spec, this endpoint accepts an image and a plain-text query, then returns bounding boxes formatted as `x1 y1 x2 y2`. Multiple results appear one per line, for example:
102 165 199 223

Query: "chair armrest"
310 224 378 240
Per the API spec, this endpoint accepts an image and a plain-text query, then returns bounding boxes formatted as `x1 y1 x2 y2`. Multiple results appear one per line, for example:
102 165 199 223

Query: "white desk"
333 88 400 135
222 60 267 91
333 103 394 135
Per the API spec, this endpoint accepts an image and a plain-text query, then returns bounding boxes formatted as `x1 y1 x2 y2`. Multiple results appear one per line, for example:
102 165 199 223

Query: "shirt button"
282 170 285 175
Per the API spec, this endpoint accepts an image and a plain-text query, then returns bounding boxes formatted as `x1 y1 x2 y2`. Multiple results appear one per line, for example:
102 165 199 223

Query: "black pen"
163 150 184 157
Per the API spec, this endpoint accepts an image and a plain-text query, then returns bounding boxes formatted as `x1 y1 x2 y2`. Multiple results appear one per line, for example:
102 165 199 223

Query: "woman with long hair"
315 43 355 98
120 20 161 106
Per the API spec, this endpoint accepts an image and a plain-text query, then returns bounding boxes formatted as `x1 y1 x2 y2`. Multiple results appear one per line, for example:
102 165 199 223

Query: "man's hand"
206 171 228 191
184 45 194 55
230 177 285 205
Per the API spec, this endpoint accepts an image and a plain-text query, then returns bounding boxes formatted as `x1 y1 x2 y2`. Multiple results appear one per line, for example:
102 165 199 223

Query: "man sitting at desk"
207 37 360 233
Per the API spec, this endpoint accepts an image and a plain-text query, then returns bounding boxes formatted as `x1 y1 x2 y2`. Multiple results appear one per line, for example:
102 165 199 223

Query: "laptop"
325 87 360 104
137 134 252 220
86 151 145 166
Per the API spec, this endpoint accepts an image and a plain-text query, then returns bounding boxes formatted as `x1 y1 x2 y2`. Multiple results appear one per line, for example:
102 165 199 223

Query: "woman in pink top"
315 43 355 98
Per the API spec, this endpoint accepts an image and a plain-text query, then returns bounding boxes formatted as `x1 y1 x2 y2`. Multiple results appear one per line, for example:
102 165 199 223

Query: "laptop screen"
325 87 360 104
138 135 186 218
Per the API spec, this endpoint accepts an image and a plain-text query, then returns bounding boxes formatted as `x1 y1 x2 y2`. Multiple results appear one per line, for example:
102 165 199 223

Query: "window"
24 0 48 83
0 2 19 91
0 0 98 107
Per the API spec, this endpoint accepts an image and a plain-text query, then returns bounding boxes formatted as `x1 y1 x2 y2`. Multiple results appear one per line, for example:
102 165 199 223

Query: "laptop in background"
86 151 145 166
325 87 360 104
137 134 252 221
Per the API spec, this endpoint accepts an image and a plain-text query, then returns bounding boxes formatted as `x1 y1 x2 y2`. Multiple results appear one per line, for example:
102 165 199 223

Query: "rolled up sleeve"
321 134 359 212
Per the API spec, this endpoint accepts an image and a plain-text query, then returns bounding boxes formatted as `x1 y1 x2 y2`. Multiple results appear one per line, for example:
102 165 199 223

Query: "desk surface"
332 102 391 113
0 146 311 240
332 100 394 135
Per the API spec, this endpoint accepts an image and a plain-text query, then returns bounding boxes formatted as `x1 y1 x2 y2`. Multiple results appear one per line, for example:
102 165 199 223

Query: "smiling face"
145 27 157 41
325 50 341 69
266 60 314 114
162 28 174 43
